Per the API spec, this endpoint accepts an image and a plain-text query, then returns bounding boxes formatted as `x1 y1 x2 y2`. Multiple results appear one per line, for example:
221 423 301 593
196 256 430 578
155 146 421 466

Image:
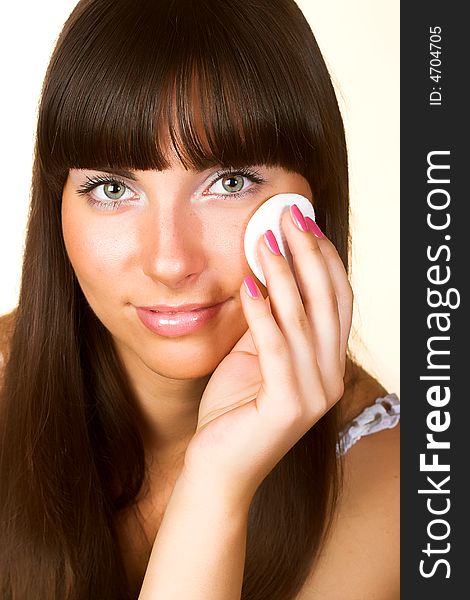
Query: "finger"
305 215 354 379
239 276 301 421
278 208 343 402
255 226 326 406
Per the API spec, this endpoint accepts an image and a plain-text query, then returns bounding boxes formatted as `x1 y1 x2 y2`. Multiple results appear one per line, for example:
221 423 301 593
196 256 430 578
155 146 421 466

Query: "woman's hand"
181 205 353 508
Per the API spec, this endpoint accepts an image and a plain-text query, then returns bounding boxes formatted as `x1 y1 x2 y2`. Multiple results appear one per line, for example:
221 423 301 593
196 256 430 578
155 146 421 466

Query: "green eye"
103 182 127 200
76 175 136 211
206 168 266 198
221 175 245 193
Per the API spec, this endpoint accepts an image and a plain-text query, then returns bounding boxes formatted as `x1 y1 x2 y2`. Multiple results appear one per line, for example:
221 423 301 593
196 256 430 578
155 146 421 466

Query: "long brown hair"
0 0 354 597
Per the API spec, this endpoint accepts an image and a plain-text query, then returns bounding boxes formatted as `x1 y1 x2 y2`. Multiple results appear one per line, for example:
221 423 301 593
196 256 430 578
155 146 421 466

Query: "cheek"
62 208 135 295
202 211 250 274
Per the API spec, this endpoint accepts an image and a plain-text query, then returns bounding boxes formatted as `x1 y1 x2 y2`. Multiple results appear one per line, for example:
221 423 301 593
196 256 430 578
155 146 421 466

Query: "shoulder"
0 308 17 338
339 359 390 428
297 366 400 599
0 308 17 381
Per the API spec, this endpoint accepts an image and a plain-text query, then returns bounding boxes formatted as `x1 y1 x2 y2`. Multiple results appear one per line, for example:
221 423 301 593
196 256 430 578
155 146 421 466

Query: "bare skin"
113 362 398 599
296 377 400 598
61 161 314 473
0 158 398 597
0 314 399 599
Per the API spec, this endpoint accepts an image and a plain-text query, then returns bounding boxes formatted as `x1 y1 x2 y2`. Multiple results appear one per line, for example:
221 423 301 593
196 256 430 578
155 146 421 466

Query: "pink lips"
135 301 227 337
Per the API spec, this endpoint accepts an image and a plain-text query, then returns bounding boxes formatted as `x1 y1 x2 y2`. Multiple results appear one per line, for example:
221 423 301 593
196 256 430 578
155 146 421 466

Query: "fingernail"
263 230 282 255
305 216 326 239
290 204 309 232
244 275 259 299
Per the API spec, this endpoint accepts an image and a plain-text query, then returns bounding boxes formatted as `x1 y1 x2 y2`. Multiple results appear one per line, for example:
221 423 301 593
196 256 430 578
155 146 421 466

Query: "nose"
140 204 206 288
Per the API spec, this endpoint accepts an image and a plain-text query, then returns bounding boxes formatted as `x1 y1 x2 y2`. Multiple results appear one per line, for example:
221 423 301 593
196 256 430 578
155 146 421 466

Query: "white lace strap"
336 393 400 456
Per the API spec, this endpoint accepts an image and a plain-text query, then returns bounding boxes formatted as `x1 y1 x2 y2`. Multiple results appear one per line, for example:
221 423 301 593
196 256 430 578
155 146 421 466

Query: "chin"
140 337 232 380
144 355 220 380
115 309 247 380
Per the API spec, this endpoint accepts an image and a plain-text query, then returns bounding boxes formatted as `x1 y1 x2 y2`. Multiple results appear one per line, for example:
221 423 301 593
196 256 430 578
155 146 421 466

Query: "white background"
0 0 399 395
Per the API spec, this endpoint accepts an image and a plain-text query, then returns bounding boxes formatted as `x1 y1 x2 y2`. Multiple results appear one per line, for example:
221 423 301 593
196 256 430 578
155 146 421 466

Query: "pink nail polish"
290 204 309 232
244 275 259 299
305 216 326 239
263 230 282 255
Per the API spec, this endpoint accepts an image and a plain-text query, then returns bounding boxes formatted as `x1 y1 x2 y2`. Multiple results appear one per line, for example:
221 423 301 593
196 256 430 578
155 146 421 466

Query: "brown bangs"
38 0 325 182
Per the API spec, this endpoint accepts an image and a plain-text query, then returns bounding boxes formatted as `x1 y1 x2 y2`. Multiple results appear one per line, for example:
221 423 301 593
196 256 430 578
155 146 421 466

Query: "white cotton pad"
243 193 316 287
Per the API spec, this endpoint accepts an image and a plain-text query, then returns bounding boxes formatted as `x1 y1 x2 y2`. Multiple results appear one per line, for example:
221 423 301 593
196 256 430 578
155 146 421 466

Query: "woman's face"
62 161 312 380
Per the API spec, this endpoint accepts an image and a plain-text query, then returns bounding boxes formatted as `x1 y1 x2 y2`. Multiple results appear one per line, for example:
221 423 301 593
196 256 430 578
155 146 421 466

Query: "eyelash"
76 167 267 211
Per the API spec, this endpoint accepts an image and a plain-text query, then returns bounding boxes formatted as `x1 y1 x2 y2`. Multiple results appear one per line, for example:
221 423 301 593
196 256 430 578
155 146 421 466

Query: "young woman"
0 0 400 598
